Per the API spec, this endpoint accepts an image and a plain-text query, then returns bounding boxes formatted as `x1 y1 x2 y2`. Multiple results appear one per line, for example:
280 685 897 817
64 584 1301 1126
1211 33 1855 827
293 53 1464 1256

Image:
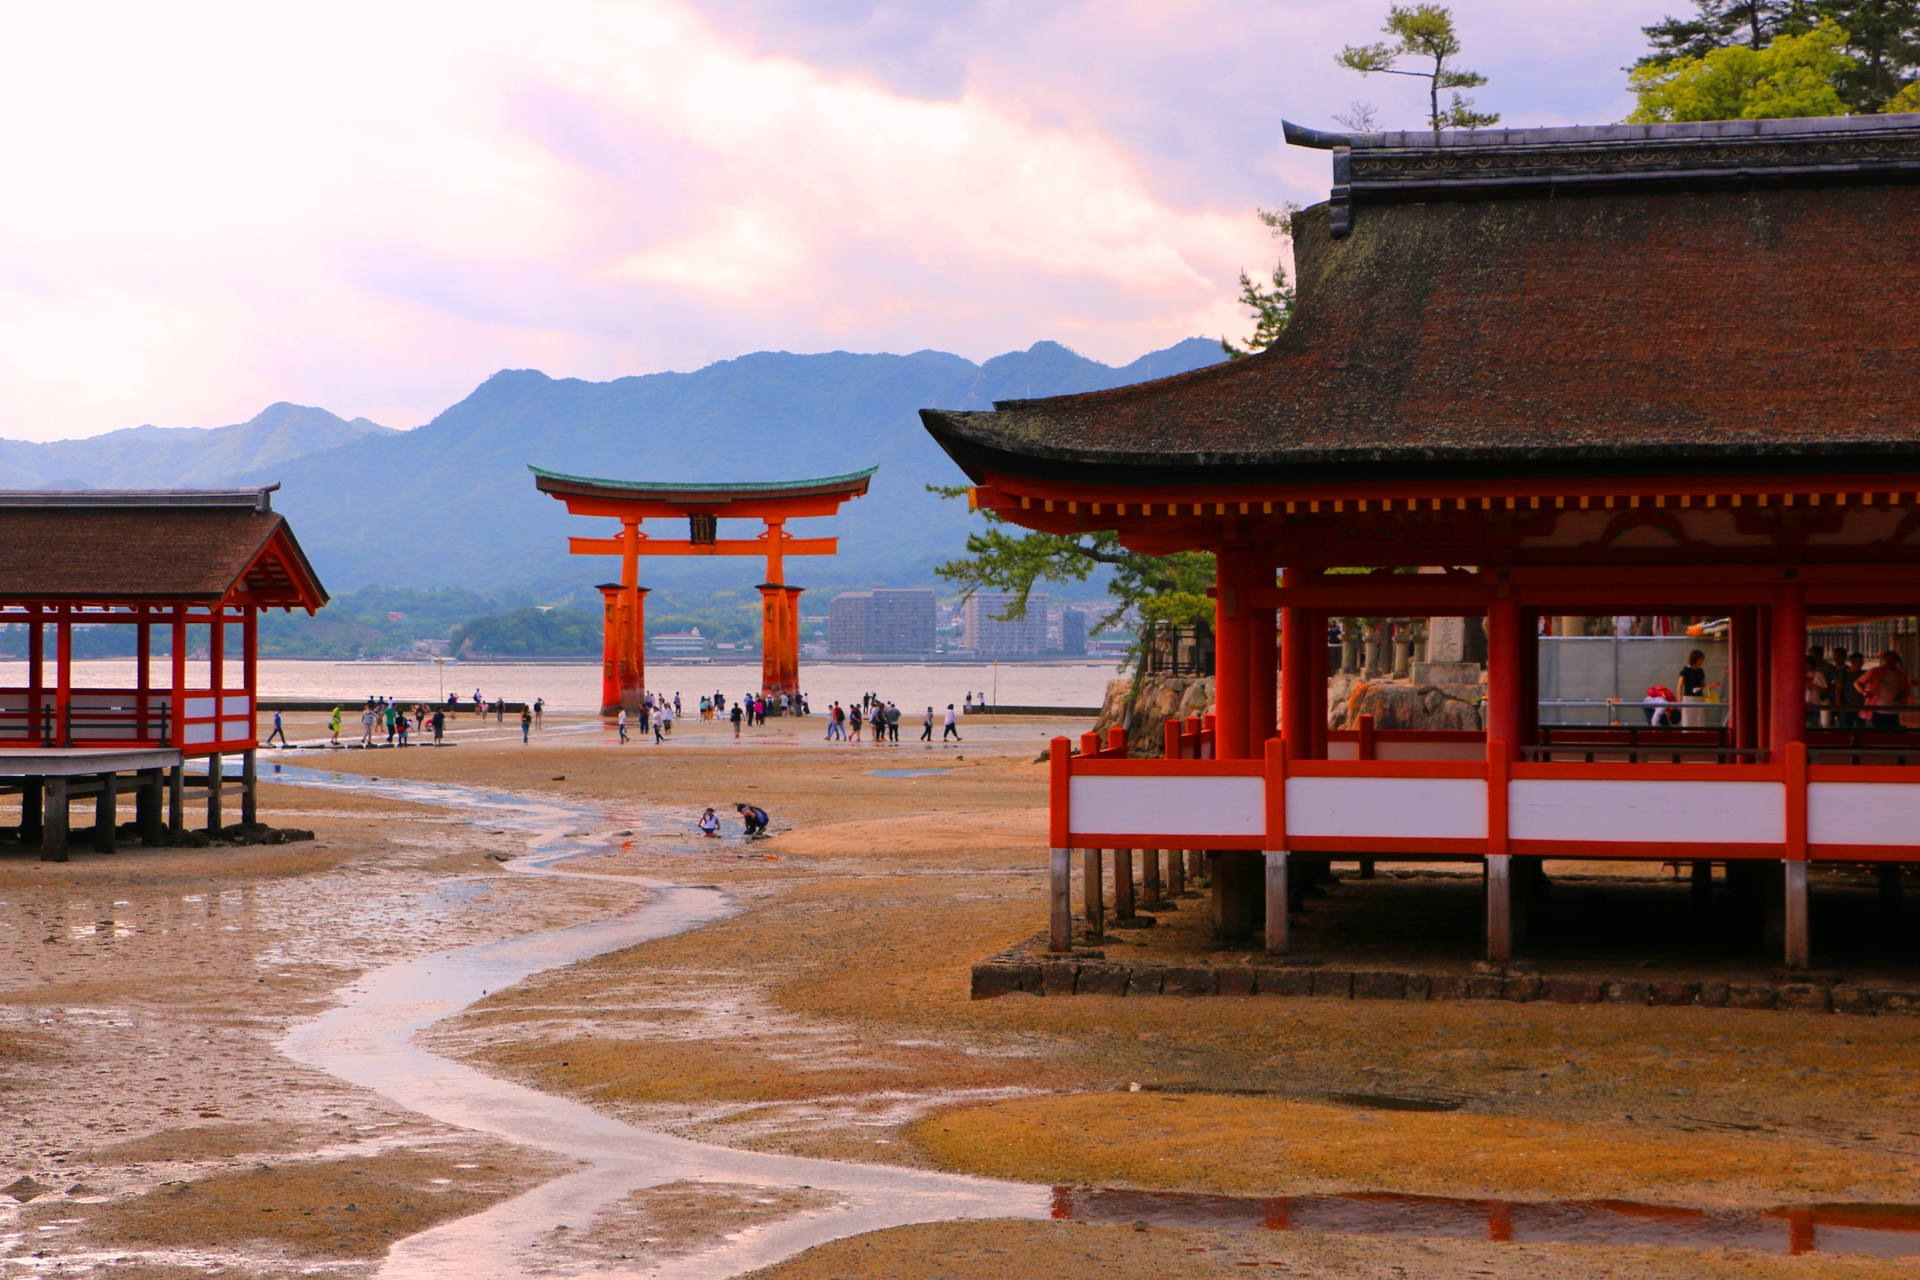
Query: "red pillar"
1486 591 1522 761
1733 605 1759 753
1213 550 1254 759
56 609 72 746
1770 582 1806 754
1280 570 1314 759
1308 608 1328 759
759 584 803 698
1250 562 1278 752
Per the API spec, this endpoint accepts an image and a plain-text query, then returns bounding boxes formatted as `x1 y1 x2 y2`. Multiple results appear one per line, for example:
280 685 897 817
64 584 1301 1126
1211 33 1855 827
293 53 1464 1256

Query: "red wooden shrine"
531 467 874 713
921 115 1920 967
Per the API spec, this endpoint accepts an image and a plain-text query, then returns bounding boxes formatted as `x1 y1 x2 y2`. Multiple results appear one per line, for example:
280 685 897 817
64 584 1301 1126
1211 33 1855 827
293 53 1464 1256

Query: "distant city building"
828 588 936 655
651 628 709 655
1061 608 1087 656
962 592 1049 655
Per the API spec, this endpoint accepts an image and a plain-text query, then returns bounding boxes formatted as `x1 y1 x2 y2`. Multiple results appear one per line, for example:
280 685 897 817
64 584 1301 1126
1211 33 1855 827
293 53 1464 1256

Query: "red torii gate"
530 467 875 714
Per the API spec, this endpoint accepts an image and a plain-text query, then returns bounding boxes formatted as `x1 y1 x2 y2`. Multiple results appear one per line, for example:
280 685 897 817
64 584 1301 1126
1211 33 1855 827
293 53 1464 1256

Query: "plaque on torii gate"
530 466 875 715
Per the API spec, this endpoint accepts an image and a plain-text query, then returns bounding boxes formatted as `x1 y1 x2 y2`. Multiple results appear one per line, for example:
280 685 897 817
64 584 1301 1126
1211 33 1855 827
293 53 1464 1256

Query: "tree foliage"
928 486 1215 667
448 606 603 657
1221 206 1297 360
1633 1 1920 112
1338 4 1500 131
1629 20 1854 120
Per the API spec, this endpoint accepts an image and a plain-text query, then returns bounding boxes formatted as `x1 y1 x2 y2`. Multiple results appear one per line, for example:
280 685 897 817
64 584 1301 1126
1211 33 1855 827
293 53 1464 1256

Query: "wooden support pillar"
1762 859 1786 957
1486 591 1523 762
241 749 258 826
42 775 68 862
1081 848 1104 939
1280 571 1315 759
1691 860 1714 912
27 607 43 745
1486 854 1513 962
1308 608 1328 760
1213 550 1254 761
93 772 117 853
1210 851 1264 942
1756 604 1773 753
1519 609 1541 751
1265 851 1289 955
20 780 41 844
1359 859 1376 879
1769 583 1807 757
137 770 163 846
1166 847 1186 896
1733 606 1759 754
1878 864 1902 910
1187 849 1205 888
1250 561 1278 752
1113 848 1136 919
168 763 184 835
206 752 223 833
170 611 187 748
1142 848 1162 905
1784 859 1810 970
136 617 151 742
56 612 72 746
1049 846 1072 952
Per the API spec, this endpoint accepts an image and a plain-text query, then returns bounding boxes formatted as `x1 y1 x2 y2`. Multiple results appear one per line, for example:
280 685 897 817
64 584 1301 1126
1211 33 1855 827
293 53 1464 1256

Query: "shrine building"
920 114 1920 969
0 487 328 859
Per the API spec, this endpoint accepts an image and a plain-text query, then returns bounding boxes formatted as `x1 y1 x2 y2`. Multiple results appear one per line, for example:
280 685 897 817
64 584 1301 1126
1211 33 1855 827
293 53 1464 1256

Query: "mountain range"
1 337 1224 603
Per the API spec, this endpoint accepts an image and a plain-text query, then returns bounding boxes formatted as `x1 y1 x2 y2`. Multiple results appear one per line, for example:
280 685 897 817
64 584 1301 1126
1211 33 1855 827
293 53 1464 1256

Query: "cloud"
0 0 1673 441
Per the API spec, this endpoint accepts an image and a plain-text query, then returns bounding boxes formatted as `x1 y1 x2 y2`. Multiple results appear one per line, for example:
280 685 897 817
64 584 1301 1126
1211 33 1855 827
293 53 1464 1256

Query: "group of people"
1807 645 1912 730
820 694 962 744
698 802 770 838
338 697 449 747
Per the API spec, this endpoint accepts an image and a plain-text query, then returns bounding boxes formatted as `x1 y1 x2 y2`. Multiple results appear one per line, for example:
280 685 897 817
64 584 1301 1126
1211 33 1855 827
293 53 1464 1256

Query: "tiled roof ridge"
0 486 279 512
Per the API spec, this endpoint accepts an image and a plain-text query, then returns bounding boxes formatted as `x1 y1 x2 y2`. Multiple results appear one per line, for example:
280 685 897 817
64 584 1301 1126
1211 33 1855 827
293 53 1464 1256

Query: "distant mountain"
0 403 395 490
230 337 1224 599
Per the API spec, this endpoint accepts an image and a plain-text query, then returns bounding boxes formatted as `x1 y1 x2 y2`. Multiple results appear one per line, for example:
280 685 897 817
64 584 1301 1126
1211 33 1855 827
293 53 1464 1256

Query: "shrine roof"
921 114 1920 490
529 466 877 505
0 487 327 608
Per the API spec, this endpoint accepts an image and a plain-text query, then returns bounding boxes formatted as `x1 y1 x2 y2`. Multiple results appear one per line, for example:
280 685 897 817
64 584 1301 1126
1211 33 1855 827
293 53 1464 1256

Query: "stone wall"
1326 673 1486 732
1091 675 1215 758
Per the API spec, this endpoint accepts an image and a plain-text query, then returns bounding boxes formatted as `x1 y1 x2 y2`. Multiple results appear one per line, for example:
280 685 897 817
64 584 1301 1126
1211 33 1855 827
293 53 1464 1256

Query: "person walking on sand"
361 700 376 747
887 702 901 744
521 705 532 743
943 704 961 743
265 710 288 748
921 706 934 744
618 707 630 744
533 697 544 729
431 706 444 745
848 703 862 743
731 701 743 739
396 713 409 747
329 706 343 746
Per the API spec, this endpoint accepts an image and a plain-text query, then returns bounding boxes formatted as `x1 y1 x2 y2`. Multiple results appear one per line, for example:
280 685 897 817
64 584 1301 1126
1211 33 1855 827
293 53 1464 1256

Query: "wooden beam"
568 536 838 558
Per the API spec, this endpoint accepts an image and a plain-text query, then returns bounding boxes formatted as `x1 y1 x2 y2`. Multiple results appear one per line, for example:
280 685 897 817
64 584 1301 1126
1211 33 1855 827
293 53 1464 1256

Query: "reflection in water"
1052 1187 1920 1258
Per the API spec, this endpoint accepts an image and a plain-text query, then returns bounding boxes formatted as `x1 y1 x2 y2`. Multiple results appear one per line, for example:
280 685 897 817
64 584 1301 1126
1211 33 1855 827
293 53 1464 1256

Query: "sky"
0 0 1675 442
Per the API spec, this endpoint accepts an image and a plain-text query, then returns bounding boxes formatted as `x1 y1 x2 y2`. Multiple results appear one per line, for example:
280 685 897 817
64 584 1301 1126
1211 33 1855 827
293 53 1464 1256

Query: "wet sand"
2 707 1918 1277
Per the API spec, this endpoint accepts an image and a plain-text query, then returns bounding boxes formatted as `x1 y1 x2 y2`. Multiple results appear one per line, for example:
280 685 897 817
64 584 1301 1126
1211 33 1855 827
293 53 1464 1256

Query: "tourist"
674 692 682 715
886 702 900 743
943 704 961 743
731 700 743 738
963 692 972 710
447 691 460 719
660 700 673 738
1857 651 1912 731
1839 652 1868 729
699 807 720 837
329 706 342 746
1805 653 1829 730
618 707 629 744
921 706 934 743
736 801 769 837
396 713 409 747
848 703 862 742
533 696 544 728
1642 685 1676 727
265 710 288 748
520 705 532 743
361 700 376 747
1678 650 1708 728
431 707 445 745
825 703 842 741
384 702 398 745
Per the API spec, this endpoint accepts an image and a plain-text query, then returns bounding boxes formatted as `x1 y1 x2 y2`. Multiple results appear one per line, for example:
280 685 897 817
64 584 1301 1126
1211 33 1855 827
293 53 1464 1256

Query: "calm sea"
0 659 1120 716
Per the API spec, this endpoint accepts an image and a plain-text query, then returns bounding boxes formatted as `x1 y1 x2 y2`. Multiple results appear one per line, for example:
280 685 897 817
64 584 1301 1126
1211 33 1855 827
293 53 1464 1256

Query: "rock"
1428 975 1468 1000
1092 676 1218 758
1077 964 1131 997
1128 967 1166 996
1502 975 1544 1002
1040 963 1078 997
1311 970 1353 998
1012 963 1043 994
1216 967 1256 997
1162 966 1219 998
4 1176 46 1203
1545 976 1602 1004
1873 989 1920 1015
1775 983 1832 1012
1253 967 1313 997
1603 980 1651 1006
1726 982 1777 1009
1328 677 1485 733
970 964 1022 999
1404 973 1433 1001
1466 975 1505 1000
1648 980 1698 1007
1353 971 1408 1000
1695 980 1730 1007
1830 985 1877 1016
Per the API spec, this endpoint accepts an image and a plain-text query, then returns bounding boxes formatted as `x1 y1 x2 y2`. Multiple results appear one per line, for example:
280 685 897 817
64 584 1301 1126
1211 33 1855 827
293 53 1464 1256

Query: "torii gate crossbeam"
530 466 875 714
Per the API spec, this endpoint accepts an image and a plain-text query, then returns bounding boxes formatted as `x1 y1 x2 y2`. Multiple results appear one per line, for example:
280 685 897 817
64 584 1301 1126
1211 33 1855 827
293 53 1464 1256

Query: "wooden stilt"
92 772 116 853
1264 851 1289 954
1762 860 1786 957
206 752 223 833
1784 859 1810 970
1359 858 1375 879
1691 860 1714 912
168 763 184 836
42 775 68 862
1486 854 1513 962
1081 848 1104 940
137 769 163 845
20 780 40 845
241 749 257 826
1113 848 1135 919
1187 849 1205 888
1878 864 1903 910
1049 847 1072 951
1143 848 1162 904
1211 851 1262 942
1167 847 1185 896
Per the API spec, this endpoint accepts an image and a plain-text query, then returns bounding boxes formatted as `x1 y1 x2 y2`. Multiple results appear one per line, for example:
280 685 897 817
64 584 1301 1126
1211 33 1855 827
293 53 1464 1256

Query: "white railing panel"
222 694 251 716
1510 779 1783 844
184 723 217 744
1286 777 1487 840
185 696 217 719
1809 782 1920 848
1069 775 1264 839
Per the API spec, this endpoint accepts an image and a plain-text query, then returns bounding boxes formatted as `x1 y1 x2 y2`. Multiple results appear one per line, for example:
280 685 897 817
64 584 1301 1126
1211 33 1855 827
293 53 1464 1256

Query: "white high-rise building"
962 592 1048 655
